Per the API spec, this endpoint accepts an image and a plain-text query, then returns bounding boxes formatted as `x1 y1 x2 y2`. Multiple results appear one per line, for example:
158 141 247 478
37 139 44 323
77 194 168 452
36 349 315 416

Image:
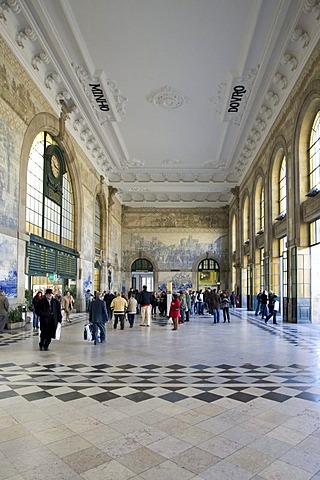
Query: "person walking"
221 292 231 322
85 289 93 312
255 290 262 316
179 290 186 324
230 291 236 308
0 290 9 333
212 289 221 323
169 293 181 331
61 290 74 323
151 292 158 317
110 292 127 330
185 290 191 321
35 288 62 351
104 290 115 319
260 290 268 319
139 285 152 327
89 291 108 344
127 293 138 328
265 291 278 324
32 291 42 330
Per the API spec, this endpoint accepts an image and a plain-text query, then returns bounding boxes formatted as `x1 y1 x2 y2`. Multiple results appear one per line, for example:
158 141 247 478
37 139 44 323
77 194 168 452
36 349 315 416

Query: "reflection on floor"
1 310 320 479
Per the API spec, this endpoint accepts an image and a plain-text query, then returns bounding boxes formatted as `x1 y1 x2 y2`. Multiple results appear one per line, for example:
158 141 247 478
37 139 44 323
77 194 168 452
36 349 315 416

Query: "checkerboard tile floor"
1 311 320 479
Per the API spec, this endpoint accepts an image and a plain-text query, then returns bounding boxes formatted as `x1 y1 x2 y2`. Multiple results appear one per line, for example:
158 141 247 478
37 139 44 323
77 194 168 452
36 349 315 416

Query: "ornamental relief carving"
0 37 52 123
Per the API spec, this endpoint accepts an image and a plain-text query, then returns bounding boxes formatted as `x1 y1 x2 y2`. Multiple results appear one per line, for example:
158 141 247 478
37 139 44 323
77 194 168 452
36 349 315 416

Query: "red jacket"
169 298 181 319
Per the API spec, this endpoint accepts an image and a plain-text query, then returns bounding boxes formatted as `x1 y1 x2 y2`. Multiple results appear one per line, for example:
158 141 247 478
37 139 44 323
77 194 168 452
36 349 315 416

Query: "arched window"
279 156 287 216
132 259 153 271
94 196 103 292
243 196 250 243
198 259 219 271
198 258 220 288
26 132 75 248
231 214 236 253
308 111 320 191
95 196 102 253
259 187 264 232
254 178 264 235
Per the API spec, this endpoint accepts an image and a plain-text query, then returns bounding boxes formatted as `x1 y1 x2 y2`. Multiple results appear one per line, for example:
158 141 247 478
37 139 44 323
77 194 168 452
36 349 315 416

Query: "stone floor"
1 309 320 479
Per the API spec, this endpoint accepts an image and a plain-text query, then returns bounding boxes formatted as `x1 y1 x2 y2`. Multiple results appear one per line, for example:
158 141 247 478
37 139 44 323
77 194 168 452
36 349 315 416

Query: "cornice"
232 0 320 176
0 0 128 178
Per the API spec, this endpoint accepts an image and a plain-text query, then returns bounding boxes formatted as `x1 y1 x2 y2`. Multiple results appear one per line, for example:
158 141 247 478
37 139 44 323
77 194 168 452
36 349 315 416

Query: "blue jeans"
213 308 220 323
180 308 185 323
128 313 135 327
255 302 261 315
33 313 39 329
261 304 268 318
93 322 106 343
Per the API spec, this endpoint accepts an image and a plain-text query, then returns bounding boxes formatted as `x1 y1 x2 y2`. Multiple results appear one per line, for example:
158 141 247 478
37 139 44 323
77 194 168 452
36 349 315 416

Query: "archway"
131 258 154 292
197 258 220 290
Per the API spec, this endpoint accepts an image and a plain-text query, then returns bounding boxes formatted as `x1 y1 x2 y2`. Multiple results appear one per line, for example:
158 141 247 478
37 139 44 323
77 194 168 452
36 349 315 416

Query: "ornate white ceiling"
1 0 320 207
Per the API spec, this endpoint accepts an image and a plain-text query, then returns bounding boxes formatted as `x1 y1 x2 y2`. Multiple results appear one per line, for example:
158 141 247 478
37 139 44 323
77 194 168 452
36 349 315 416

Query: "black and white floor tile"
1 311 320 479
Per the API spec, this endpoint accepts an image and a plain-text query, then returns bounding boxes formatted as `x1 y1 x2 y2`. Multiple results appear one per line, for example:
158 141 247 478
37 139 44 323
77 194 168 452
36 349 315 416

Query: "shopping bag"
274 300 279 312
55 322 61 340
84 323 92 341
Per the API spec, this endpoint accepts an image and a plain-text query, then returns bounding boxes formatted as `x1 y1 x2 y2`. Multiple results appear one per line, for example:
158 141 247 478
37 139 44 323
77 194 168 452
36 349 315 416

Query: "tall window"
95 196 102 253
259 187 264 231
232 214 236 253
279 156 287 216
310 219 320 246
259 248 264 289
94 196 103 292
309 111 320 191
243 197 250 243
26 132 75 248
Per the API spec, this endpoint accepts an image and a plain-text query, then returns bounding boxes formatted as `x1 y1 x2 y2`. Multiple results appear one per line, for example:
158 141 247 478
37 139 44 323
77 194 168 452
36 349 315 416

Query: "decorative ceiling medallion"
147 86 188 110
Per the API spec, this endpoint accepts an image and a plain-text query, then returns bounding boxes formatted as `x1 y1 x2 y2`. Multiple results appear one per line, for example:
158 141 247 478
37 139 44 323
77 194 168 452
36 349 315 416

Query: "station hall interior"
2 0 320 478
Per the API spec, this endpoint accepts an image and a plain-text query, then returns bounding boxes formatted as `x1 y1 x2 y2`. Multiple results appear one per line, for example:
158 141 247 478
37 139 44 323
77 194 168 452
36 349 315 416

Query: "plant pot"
6 321 26 330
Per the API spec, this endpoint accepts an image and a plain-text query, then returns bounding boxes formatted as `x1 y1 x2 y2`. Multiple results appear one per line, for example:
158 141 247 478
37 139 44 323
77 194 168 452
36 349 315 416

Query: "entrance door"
131 258 154 292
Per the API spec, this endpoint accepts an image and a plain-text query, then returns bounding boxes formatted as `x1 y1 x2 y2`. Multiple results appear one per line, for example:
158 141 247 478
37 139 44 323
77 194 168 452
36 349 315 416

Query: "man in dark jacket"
90 291 108 344
265 291 278 325
35 288 62 351
139 285 152 326
103 290 115 319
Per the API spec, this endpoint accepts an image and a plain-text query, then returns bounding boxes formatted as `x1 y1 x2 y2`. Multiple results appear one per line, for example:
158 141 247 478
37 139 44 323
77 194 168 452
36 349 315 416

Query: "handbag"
55 322 61 340
274 300 279 312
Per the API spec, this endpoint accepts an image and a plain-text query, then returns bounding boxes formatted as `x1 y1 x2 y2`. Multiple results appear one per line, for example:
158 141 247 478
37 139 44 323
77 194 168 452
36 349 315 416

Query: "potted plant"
6 306 26 330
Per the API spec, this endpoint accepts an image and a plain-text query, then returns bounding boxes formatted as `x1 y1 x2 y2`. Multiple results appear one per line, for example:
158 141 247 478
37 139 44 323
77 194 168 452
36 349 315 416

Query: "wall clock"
50 154 61 178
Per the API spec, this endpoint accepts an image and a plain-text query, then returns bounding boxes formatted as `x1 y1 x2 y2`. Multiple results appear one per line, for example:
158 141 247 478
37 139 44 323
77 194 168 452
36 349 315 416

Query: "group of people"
88 286 151 345
31 288 75 350
255 289 278 324
32 289 75 330
168 288 234 329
